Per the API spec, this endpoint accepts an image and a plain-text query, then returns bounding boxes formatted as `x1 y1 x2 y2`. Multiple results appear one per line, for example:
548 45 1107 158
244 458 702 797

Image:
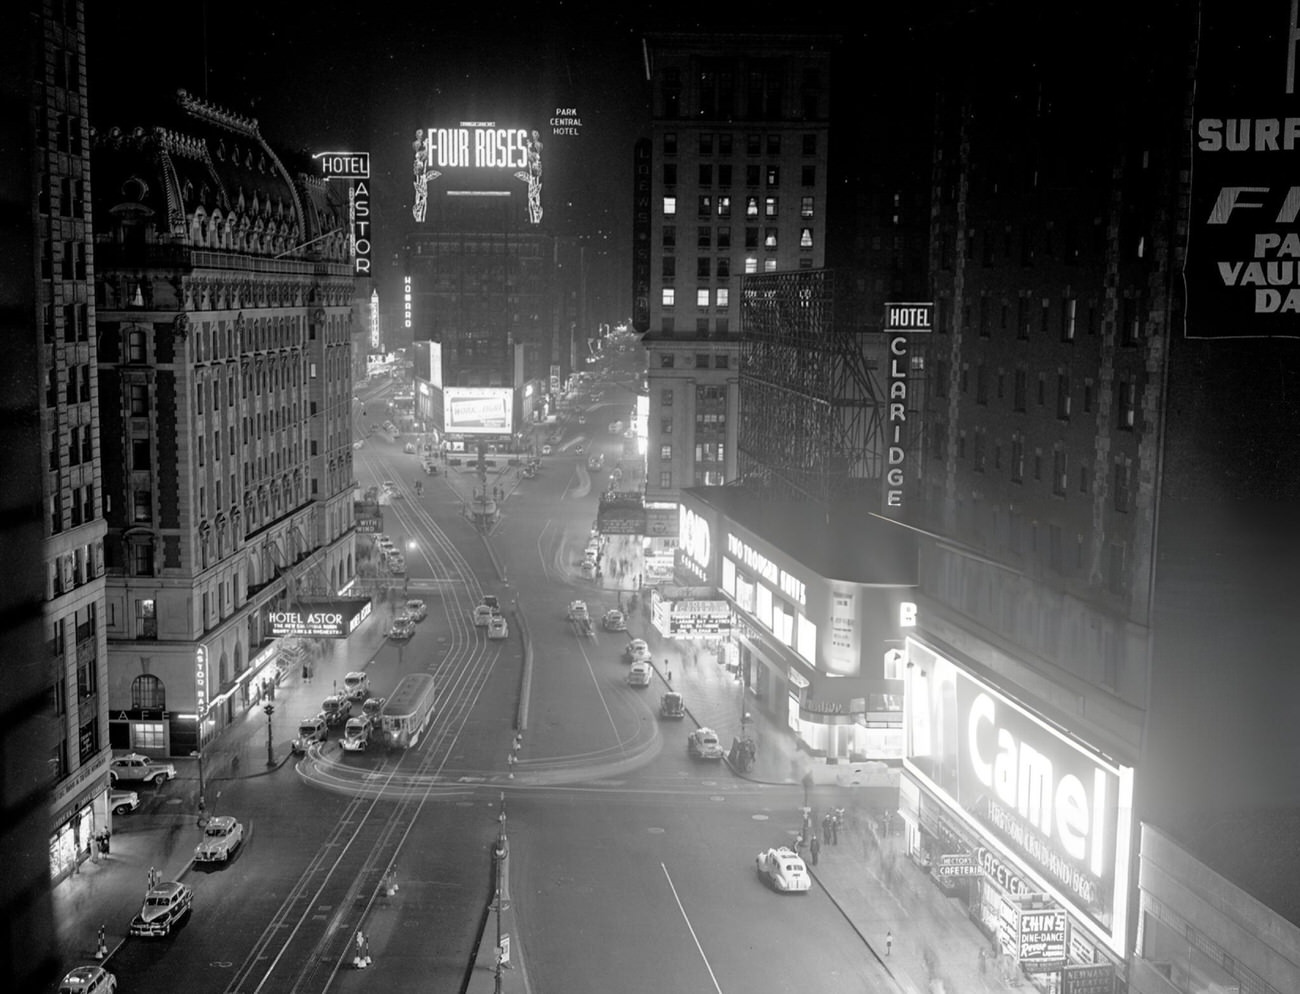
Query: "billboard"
632 139 652 333
443 387 514 435
412 123 543 224
266 598 372 638
1185 4 1300 338
903 638 1134 957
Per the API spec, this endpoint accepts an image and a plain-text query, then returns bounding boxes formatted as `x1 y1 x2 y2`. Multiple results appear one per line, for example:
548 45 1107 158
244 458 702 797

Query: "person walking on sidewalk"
885 930 893 955
809 833 821 866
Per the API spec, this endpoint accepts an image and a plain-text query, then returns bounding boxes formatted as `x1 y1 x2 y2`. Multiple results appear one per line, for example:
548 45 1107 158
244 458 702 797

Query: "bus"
379 673 437 750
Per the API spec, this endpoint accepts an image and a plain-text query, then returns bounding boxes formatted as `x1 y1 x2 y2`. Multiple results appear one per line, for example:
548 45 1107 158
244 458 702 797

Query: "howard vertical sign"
632 139 652 333
1186 3 1300 338
882 302 933 512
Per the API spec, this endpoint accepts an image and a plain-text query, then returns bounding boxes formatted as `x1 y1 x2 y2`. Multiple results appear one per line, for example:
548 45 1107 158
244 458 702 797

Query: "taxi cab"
756 847 811 893
56 966 117 994
625 638 651 663
129 880 193 937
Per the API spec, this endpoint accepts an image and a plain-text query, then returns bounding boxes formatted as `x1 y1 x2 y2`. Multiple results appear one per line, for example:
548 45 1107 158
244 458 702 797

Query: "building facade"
639 33 832 515
91 91 359 759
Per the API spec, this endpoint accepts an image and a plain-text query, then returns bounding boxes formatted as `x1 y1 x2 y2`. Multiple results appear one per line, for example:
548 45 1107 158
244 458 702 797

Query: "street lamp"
191 748 206 825
493 792 510 994
263 702 276 768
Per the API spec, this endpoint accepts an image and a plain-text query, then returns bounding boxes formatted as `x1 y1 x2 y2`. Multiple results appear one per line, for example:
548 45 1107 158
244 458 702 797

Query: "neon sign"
884 302 932 510
404 276 412 330
412 124 543 224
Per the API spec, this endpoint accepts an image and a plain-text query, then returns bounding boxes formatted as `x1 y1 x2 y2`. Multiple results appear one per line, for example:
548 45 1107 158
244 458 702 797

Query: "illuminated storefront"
901 636 1134 987
675 489 917 764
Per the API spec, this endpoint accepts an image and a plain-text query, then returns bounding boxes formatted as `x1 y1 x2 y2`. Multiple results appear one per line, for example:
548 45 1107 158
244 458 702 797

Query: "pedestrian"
830 810 840 845
886 930 893 956
979 947 987 975
809 833 821 866
822 813 832 846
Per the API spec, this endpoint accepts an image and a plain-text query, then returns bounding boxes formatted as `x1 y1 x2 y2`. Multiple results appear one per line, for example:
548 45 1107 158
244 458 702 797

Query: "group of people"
794 807 845 866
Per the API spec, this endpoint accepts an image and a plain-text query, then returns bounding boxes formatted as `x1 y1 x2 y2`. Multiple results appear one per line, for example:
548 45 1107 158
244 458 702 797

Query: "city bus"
379 673 437 750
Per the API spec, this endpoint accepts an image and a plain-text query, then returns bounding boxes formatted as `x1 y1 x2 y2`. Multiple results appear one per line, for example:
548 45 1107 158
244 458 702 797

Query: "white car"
602 609 626 631
626 638 651 663
627 660 652 687
687 727 725 760
194 815 244 864
110 789 140 815
405 598 428 621
390 617 416 641
756 847 812 893
541 444 553 455
487 615 509 640
568 600 589 622
57 966 117 994
109 753 176 785
343 671 370 701
473 604 497 627
342 717 371 751
130 880 193 937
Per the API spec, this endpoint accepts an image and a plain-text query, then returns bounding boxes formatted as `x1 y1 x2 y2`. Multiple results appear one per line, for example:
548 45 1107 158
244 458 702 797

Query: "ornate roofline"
175 88 261 137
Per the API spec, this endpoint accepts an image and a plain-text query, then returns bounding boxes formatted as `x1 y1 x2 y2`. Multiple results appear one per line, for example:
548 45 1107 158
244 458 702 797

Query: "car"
56 965 117 994
194 815 244 864
110 789 140 815
659 692 685 719
608 421 624 434
343 671 370 701
129 880 193 937
626 638 651 663
574 444 585 455
473 604 497 627
320 692 352 727
341 716 371 752
405 598 428 621
109 753 176 785
487 615 509 640
568 600 589 622
627 661 652 687
362 696 386 722
481 594 501 610
687 727 725 760
293 715 328 753
756 847 812 893
363 485 380 502
578 414 587 424
387 554 407 575
382 479 397 492
541 444 553 455
376 535 395 552
403 442 417 453
587 454 604 471
390 617 416 641
602 609 626 631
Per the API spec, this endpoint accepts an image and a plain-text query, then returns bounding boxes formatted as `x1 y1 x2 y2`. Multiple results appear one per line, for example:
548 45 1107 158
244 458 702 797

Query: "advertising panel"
904 637 1134 957
266 598 372 638
632 139 652 333
677 502 715 581
1062 963 1115 994
828 587 857 673
354 500 383 533
443 387 514 435
1185 4 1300 338
412 123 543 224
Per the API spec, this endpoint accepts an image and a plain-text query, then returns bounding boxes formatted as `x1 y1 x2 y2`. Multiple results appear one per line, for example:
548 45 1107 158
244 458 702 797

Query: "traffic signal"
264 703 275 717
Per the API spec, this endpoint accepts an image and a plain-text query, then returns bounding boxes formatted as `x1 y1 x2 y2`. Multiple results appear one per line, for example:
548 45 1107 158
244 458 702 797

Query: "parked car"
580 560 597 579
293 715 328 753
625 638 651 663
390 616 416 641
687 727 725 760
109 753 176 786
129 880 193 937
386 554 407 575
756 847 811 893
194 815 244 865
110 789 140 815
56 966 117 994
627 661 652 687
487 615 509 640
602 609 626 631
659 692 685 719
405 599 428 621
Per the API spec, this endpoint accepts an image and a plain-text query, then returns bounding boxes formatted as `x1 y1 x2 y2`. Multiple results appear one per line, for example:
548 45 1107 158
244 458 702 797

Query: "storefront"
49 760 109 883
901 636 1134 989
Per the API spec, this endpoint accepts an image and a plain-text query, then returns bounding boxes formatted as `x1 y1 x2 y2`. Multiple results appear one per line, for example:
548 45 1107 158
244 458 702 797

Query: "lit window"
764 258 777 272
800 227 813 248
745 257 758 274
765 196 778 218
801 196 814 218
662 288 675 307
746 196 759 218
663 196 677 216
717 196 731 218
697 289 710 307
717 288 729 307
764 228 777 249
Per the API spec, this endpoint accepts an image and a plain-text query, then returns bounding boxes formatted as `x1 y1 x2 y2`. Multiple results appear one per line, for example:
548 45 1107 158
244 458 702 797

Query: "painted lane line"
660 862 724 994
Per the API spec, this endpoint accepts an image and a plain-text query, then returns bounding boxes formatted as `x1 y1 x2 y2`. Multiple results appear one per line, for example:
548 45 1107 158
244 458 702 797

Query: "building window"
131 673 164 708
746 133 761 156
1013 369 1027 412
1062 297 1077 341
717 257 731 278
133 490 152 522
659 471 672 488
698 164 713 186
662 256 676 279
663 163 677 187
135 600 157 640
766 165 780 186
662 288 675 307
1057 373 1072 419
697 226 711 248
715 354 729 369
127 330 147 362
717 195 731 218
699 132 713 154
663 132 677 155
697 289 711 307
660 444 672 461
1117 378 1136 429
766 134 781 155
697 195 712 218
660 353 675 368
764 196 778 218
717 288 729 307
746 195 759 218
719 133 733 154
1113 459 1130 512
801 165 816 187
1053 450 1068 496
661 417 673 434
801 195 814 218
764 228 778 249
1011 437 1025 483
799 227 813 249
745 227 759 249
717 227 731 249
663 196 677 216
745 257 758 274
661 389 674 406
764 258 777 272
131 541 153 577
129 384 149 416
719 164 732 186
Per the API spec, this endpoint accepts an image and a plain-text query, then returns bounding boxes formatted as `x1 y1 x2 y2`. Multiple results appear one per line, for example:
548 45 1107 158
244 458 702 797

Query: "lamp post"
191 748 206 825
492 792 509 994
263 702 276 768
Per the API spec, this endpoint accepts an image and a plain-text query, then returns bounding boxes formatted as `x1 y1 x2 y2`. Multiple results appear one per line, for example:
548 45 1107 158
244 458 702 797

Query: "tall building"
90 90 359 759
3 2 104 982
638 33 832 523
897 2 1300 989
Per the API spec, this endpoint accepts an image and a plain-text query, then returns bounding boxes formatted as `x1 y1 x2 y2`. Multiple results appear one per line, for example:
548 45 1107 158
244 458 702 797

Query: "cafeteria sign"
266 598 372 638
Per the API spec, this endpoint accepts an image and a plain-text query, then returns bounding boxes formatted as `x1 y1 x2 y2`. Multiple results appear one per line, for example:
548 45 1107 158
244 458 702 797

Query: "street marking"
661 863 724 994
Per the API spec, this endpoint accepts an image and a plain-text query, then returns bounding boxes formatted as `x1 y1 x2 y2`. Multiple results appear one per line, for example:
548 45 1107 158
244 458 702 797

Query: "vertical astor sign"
883 302 933 512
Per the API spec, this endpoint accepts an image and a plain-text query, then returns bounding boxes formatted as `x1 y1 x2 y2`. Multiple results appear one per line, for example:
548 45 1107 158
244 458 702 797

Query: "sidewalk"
51 609 392 978
629 610 1018 994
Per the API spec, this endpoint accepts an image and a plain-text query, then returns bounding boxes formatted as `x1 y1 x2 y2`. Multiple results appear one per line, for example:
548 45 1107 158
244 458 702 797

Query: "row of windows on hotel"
659 63 823 121
934 293 1146 346
932 361 1142 428
931 421 1139 513
50 603 101 783
662 162 817 189
663 194 815 220
661 132 819 158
